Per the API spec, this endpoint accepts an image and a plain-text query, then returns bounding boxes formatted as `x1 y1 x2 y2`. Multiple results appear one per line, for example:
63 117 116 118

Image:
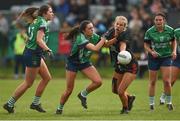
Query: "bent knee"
66 87 74 94
95 80 102 87
164 80 171 87
118 90 125 96
25 82 33 88
43 75 52 82
150 81 156 86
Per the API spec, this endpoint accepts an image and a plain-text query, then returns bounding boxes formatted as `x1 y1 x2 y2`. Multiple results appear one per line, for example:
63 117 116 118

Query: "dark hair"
38 4 51 16
154 12 166 20
19 7 39 20
66 20 92 40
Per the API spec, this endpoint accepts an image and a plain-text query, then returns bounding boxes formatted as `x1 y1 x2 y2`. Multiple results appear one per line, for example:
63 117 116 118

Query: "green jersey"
26 16 49 50
174 28 180 54
144 25 174 58
68 33 100 63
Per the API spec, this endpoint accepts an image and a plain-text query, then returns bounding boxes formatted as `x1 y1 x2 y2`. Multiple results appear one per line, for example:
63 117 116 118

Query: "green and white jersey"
144 24 174 58
68 33 100 63
174 28 180 54
26 16 49 51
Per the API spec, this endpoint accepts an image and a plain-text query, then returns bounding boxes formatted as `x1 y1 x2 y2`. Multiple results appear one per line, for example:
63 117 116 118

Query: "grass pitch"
0 78 180 120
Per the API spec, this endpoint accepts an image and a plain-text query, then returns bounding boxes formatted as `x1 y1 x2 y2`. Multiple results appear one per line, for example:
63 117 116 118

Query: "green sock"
166 95 172 104
7 97 16 107
32 96 41 105
149 96 155 105
57 104 64 110
81 89 89 97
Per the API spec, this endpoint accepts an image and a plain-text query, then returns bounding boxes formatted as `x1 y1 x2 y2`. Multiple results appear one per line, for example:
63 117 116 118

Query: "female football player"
144 12 176 110
104 16 138 114
159 27 180 105
171 27 180 86
56 20 106 114
3 4 54 113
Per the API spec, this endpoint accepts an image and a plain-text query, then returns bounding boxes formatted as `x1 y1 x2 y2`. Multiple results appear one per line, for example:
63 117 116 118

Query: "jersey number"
28 26 35 40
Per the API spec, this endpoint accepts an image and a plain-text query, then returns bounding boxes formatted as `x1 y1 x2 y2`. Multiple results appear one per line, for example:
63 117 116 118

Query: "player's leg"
118 72 136 114
161 66 173 110
30 59 51 113
3 67 38 113
148 70 158 110
112 71 123 94
56 61 77 114
78 65 102 109
171 66 180 86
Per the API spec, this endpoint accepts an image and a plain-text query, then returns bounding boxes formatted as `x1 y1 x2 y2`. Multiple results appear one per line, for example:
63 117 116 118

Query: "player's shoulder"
146 25 155 33
165 24 174 31
174 27 180 32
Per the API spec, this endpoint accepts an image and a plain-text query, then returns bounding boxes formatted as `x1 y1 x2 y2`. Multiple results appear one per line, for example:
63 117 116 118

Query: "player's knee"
150 81 156 86
118 89 125 96
164 80 171 87
25 82 33 88
46 75 52 82
95 80 102 87
66 88 73 96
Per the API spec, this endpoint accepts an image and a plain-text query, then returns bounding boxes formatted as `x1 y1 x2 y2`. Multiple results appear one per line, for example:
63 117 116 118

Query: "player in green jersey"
160 27 180 105
171 27 180 86
3 5 54 113
104 16 138 114
144 13 176 111
56 20 106 114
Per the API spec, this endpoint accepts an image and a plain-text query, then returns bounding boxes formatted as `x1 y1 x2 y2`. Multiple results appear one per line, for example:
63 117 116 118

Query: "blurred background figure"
13 23 27 79
0 12 9 65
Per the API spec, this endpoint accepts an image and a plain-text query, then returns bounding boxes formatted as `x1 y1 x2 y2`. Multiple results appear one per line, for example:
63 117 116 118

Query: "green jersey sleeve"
76 33 89 48
144 31 151 44
174 28 180 53
174 28 180 41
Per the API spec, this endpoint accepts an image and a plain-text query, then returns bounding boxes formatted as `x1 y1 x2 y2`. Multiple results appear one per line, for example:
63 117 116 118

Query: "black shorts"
66 60 92 72
115 59 138 74
148 56 172 70
23 48 43 67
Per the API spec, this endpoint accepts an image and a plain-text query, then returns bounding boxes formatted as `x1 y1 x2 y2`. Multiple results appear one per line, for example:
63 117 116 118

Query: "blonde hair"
115 16 128 31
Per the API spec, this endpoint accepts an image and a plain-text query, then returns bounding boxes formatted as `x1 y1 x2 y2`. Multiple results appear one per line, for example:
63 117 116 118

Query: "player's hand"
45 49 54 58
151 50 159 58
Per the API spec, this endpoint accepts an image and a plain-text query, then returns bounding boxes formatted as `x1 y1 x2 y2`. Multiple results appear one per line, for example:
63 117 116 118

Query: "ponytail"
66 20 92 40
66 26 80 40
18 7 39 22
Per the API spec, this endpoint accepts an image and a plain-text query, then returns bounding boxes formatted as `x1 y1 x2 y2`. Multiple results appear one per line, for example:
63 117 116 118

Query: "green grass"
0 78 180 120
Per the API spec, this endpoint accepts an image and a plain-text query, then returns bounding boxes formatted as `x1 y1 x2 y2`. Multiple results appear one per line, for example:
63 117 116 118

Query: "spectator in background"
76 0 89 22
103 8 114 29
167 0 180 12
150 0 166 14
0 12 9 60
58 21 71 60
115 0 127 11
49 14 60 32
13 23 27 79
129 7 144 53
140 0 151 13
55 0 70 16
